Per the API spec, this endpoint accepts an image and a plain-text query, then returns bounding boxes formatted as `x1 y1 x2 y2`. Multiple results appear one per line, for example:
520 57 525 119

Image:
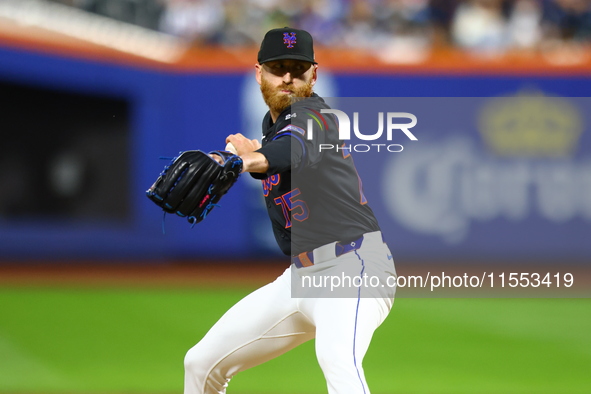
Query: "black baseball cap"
258 27 317 65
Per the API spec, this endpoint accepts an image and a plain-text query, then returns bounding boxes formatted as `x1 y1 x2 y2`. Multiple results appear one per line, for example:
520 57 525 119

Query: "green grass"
0 286 589 393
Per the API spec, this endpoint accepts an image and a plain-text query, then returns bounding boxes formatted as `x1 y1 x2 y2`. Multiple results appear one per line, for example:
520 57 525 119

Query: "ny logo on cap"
283 32 296 48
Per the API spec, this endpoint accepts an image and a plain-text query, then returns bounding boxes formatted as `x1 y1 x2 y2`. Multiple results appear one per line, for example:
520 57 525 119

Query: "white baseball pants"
184 231 396 394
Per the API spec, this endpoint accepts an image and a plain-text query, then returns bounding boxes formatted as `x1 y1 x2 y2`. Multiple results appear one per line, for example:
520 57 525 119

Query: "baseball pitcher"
148 27 396 394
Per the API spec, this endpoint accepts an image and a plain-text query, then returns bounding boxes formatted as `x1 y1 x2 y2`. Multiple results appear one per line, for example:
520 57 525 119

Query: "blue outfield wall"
0 46 589 261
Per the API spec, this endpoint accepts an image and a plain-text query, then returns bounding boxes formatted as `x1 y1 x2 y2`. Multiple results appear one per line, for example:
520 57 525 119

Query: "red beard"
260 77 314 114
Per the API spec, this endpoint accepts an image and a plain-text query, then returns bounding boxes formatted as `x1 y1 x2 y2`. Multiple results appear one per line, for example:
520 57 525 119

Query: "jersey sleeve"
252 130 305 177
250 97 336 178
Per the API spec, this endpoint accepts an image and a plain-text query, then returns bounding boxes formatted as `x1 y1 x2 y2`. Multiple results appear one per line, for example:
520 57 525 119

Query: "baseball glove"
146 150 243 224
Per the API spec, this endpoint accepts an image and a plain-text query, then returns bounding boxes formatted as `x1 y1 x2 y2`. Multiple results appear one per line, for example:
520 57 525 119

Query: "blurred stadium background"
1 0 590 393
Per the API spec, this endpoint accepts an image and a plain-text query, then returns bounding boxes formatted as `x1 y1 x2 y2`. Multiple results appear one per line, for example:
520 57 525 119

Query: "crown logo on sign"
478 92 582 157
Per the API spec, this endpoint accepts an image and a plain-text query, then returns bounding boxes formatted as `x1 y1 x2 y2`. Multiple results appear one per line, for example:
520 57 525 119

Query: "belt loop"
298 251 314 267
292 233 373 268
334 235 364 258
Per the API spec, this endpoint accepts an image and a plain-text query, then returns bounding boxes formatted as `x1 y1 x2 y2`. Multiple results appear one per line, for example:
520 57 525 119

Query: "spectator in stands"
507 0 543 50
50 0 591 54
429 0 460 46
342 0 380 48
542 0 591 41
451 0 509 54
158 0 225 45
294 0 345 47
